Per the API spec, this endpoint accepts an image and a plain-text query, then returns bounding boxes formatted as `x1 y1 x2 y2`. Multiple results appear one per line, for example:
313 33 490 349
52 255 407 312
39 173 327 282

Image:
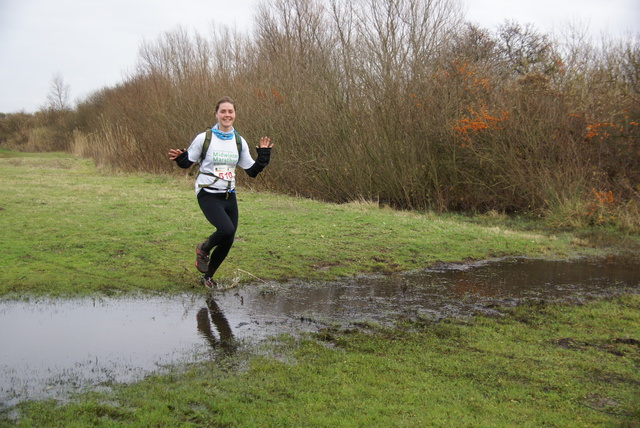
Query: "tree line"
2 0 638 229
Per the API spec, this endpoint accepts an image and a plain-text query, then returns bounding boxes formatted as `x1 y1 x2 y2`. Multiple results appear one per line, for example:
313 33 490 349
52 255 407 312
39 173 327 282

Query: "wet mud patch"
556 337 640 358
276 256 640 325
0 256 638 406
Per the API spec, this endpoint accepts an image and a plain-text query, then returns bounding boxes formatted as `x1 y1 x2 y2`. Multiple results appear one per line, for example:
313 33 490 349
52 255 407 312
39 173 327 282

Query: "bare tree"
46 73 71 110
496 21 558 76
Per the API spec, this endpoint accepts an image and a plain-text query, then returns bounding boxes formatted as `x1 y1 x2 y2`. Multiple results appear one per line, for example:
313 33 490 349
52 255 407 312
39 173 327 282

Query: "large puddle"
1 257 638 406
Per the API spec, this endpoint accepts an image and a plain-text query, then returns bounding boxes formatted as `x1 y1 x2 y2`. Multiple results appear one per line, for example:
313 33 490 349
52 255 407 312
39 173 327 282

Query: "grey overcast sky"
1 0 638 113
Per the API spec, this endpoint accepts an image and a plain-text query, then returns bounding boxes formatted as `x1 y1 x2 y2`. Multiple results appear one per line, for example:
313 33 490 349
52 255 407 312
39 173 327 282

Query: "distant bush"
0 112 32 149
0 108 74 152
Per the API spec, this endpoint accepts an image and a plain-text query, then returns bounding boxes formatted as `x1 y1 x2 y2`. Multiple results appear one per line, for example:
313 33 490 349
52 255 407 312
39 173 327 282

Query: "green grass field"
1 150 626 297
1 151 638 426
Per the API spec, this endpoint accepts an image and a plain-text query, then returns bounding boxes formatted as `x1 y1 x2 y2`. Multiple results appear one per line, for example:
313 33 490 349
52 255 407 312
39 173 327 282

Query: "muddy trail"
1 256 638 407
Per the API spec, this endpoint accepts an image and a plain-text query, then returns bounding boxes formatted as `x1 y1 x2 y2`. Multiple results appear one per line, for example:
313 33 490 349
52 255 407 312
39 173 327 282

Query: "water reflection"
0 293 290 407
196 297 235 352
0 256 637 406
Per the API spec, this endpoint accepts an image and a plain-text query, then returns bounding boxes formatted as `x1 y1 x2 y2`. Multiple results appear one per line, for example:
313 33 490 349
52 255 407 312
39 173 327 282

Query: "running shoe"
195 242 209 273
201 275 218 289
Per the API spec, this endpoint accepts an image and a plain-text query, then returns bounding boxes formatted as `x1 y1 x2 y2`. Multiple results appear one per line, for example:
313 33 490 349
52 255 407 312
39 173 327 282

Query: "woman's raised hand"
168 148 185 160
257 137 273 149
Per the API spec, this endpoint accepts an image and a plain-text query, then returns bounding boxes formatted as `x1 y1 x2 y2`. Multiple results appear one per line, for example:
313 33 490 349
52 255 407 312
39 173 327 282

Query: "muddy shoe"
200 275 218 289
195 242 209 273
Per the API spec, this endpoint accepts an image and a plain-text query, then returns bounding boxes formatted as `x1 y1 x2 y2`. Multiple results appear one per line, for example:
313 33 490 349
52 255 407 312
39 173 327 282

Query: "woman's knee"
216 226 236 243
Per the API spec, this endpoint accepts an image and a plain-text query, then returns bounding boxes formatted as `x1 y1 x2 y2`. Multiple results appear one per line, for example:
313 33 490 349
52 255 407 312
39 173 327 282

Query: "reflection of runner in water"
168 96 273 289
196 297 235 351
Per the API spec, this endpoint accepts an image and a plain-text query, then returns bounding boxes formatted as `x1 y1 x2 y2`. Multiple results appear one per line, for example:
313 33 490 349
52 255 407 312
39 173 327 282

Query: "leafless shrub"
12 0 639 225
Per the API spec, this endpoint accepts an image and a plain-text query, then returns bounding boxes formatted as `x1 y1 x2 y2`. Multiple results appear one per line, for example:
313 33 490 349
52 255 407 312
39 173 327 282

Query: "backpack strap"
200 128 213 164
234 131 242 158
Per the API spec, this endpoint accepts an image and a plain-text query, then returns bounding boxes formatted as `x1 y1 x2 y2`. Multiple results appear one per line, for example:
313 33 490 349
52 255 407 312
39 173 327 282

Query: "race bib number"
213 166 235 181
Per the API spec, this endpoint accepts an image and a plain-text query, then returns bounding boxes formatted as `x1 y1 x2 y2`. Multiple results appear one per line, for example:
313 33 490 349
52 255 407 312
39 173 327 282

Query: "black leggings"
197 191 238 277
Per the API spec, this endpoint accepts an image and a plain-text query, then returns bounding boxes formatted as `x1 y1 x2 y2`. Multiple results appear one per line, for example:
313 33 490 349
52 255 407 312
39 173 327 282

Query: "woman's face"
216 102 236 131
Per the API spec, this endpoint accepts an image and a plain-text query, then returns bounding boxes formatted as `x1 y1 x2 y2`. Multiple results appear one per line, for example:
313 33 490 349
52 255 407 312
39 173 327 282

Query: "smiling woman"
167 96 274 289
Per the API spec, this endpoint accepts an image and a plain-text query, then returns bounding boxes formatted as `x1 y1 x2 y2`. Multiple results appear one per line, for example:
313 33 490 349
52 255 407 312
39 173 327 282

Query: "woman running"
168 96 273 288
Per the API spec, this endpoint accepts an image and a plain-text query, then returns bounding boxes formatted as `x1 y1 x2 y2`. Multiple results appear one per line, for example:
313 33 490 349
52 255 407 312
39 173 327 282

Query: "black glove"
245 147 271 177
175 150 193 169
